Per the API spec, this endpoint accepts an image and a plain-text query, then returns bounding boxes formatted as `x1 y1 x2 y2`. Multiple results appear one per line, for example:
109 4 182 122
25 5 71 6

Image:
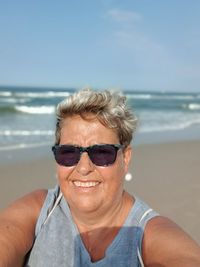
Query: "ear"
123 145 132 173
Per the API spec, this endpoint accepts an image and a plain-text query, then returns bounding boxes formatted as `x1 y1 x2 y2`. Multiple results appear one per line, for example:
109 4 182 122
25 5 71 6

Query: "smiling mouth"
73 181 100 188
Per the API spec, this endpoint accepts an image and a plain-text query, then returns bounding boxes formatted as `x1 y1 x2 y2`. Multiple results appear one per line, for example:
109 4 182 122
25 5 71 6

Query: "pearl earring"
125 172 132 181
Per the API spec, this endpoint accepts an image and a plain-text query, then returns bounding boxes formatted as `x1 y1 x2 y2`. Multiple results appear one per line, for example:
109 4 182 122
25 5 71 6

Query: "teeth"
73 181 99 188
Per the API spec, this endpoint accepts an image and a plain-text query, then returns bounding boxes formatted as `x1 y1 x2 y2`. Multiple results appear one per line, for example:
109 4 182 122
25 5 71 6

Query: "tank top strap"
129 197 159 267
35 185 61 237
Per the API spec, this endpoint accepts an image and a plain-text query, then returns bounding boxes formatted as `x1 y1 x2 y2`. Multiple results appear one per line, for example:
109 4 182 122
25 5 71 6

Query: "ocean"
0 86 200 151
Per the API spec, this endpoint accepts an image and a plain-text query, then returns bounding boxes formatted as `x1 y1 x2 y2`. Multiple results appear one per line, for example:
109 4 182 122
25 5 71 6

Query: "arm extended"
0 190 47 267
143 216 200 267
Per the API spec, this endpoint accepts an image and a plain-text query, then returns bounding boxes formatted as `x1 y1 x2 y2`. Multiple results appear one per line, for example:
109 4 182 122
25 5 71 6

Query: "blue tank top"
25 185 159 267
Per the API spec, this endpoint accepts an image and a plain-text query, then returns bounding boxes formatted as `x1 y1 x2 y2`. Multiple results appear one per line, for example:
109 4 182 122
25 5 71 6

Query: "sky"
0 0 200 92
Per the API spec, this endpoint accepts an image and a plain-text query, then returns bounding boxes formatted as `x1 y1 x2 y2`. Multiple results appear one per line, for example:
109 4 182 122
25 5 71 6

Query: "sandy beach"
0 140 200 244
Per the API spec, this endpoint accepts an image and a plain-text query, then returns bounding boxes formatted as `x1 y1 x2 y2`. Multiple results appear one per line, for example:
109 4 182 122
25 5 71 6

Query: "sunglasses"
52 144 123 167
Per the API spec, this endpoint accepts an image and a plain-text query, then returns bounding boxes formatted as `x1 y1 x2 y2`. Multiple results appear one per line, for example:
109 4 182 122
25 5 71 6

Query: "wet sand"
0 140 200 243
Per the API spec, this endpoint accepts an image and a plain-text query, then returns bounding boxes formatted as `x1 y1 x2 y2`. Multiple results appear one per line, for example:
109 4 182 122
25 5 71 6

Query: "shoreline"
0 139 200 244
1 122 200 164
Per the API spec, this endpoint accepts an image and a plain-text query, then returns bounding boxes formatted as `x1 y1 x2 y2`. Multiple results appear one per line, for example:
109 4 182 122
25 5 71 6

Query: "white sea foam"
0 98 28 104
0 141 52 151
126 93 195 101
15 91 70 98
187 103 200 110
165 95 195 100
141 124 184 133
15 105 55 114
126 93 152 99
139 117 200 133
0 91 12 97
137 110 200 133
0 130 54 136
182 103 200 110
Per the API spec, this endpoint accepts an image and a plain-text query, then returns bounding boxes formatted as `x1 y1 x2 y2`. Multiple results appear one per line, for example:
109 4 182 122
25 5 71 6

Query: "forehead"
60 115 119 145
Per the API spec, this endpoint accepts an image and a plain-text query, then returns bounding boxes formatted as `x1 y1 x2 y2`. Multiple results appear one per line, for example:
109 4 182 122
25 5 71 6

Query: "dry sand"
126 140 200 244
0 140 200 243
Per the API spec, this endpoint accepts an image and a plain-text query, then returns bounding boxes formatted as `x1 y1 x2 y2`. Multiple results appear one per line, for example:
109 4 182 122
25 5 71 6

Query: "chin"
69 196 102 214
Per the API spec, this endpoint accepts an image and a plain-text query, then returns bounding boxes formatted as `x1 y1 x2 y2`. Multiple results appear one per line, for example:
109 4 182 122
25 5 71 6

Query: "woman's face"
56 115 132 216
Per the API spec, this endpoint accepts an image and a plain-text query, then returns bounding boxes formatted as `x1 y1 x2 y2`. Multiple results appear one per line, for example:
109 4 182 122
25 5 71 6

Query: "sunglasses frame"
52 143 123 167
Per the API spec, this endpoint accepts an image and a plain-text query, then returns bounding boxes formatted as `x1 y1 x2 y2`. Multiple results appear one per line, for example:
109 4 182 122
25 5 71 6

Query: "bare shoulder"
0 189 47 266
0 189 48 220
142 216 200 267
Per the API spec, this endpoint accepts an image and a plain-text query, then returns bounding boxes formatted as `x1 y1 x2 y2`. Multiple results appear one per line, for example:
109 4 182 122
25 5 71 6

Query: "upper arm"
142 216 200 267
0 189 47 266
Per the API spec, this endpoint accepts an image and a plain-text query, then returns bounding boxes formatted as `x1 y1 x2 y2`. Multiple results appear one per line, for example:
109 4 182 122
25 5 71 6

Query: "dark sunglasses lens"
89 145 117 166
54 146 80 166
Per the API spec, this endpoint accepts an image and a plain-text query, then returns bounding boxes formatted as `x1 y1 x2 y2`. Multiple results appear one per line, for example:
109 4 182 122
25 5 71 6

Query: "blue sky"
0 0 200 91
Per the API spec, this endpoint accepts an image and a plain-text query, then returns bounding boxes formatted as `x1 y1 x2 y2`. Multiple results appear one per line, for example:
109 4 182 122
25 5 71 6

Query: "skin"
0 189 47 267
0 114 200 266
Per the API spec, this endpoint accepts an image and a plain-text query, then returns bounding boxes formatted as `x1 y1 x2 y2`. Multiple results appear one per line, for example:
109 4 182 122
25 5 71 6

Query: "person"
0 88 200 267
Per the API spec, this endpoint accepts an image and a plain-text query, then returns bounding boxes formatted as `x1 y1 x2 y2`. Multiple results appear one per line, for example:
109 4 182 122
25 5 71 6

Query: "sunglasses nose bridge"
78 147 95 167
79 147 91 159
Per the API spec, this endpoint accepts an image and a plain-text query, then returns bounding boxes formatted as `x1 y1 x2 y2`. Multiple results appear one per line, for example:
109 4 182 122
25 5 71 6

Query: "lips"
73 181 100 188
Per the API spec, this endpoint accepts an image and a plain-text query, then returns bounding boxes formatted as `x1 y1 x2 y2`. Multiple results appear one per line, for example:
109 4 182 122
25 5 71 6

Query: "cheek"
113 156 127 177
100 163 125 185
56 165 74 182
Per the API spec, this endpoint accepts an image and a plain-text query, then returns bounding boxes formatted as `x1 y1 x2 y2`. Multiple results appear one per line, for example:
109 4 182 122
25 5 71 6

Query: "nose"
76 151 95 175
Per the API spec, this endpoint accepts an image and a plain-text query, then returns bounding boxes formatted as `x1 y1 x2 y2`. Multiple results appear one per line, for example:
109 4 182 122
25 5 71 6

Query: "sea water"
0 86 200 151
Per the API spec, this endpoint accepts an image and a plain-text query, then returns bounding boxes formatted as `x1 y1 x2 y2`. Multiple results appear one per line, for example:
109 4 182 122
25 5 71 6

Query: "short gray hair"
55 88 137 147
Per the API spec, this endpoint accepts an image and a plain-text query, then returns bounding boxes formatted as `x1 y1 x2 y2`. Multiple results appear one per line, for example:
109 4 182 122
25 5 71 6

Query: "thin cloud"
113 30 163 52
107 8 142 23
104 8 171 69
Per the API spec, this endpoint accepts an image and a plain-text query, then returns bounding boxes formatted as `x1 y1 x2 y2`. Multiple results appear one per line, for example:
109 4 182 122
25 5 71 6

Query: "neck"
70 191 134 233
